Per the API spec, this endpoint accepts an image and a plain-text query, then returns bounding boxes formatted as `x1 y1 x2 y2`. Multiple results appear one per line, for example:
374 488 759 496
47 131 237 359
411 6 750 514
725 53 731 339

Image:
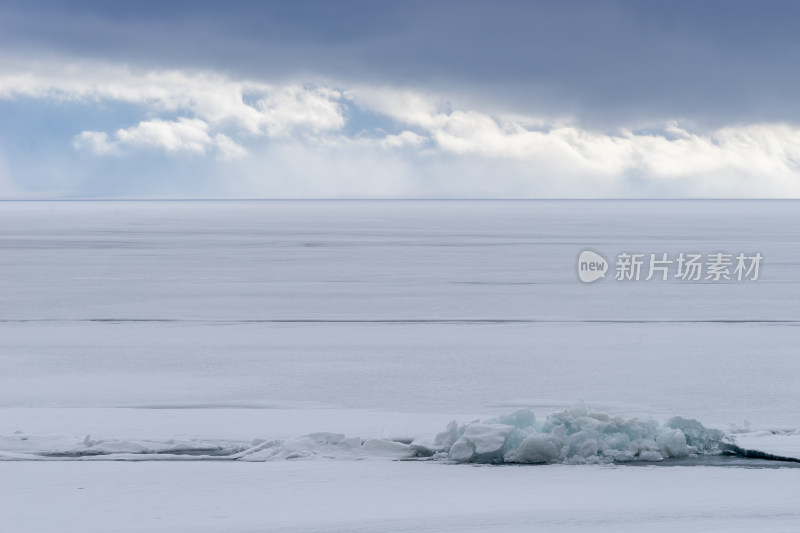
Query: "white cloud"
379 130 427 149
214 133 249 161
347 86 441 127
72 131 115 155
0 59 344 138
345 86 800 194
74 118 249 160
115 117 210 153
3 59 800 196
255 85 344 137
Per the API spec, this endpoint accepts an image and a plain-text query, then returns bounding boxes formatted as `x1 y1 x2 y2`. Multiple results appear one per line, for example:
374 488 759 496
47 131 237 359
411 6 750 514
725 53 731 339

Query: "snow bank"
237 433 411 461
0 432 414 462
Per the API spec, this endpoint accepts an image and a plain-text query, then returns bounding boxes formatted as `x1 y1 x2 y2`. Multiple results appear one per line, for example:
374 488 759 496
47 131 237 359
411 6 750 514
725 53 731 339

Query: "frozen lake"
2 200 799 531
2 200 799 423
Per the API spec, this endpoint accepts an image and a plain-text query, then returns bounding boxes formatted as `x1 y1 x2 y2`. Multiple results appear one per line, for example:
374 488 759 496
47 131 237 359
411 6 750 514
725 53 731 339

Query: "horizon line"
2 197 800 202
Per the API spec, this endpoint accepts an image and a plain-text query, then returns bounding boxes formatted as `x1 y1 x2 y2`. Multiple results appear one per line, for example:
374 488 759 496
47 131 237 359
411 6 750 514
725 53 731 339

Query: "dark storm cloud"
2 0 800 127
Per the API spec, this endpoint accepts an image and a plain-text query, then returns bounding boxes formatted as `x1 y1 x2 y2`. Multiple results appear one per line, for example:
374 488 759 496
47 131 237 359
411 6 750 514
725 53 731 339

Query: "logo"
577 249 608 283
575 249 762 284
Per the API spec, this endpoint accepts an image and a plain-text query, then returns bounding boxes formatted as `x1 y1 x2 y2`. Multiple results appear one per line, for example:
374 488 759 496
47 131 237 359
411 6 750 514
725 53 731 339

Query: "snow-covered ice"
2 200 800 531
3 461 799 533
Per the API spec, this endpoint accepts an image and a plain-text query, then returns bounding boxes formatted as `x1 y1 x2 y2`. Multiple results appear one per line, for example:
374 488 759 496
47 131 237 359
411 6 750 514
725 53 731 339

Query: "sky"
1 0 799 198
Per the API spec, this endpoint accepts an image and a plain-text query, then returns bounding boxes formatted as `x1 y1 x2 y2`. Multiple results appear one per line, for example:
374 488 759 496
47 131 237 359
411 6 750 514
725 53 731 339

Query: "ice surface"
3 201 800 428
727 430 800 461
2 201 800 532
2 201 799 462
4 461 800 533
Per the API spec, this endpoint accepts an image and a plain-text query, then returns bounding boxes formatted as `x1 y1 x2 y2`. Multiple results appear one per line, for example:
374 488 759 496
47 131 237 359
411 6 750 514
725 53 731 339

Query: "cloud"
0 59 344 138
75 117 209 154
423 115 800 184
350 88 800 192
255 85 344 137
214 133 248 161
379 130 427 149
115 117 210 153
2 59 800 197
72 130 114 155
0 61 344 161
74 118 250 160
5 1 800 127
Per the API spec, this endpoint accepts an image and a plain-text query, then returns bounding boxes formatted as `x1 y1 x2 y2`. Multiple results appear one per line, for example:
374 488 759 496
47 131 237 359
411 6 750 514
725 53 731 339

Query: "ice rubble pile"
240 402 727 463
411 402 726 464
